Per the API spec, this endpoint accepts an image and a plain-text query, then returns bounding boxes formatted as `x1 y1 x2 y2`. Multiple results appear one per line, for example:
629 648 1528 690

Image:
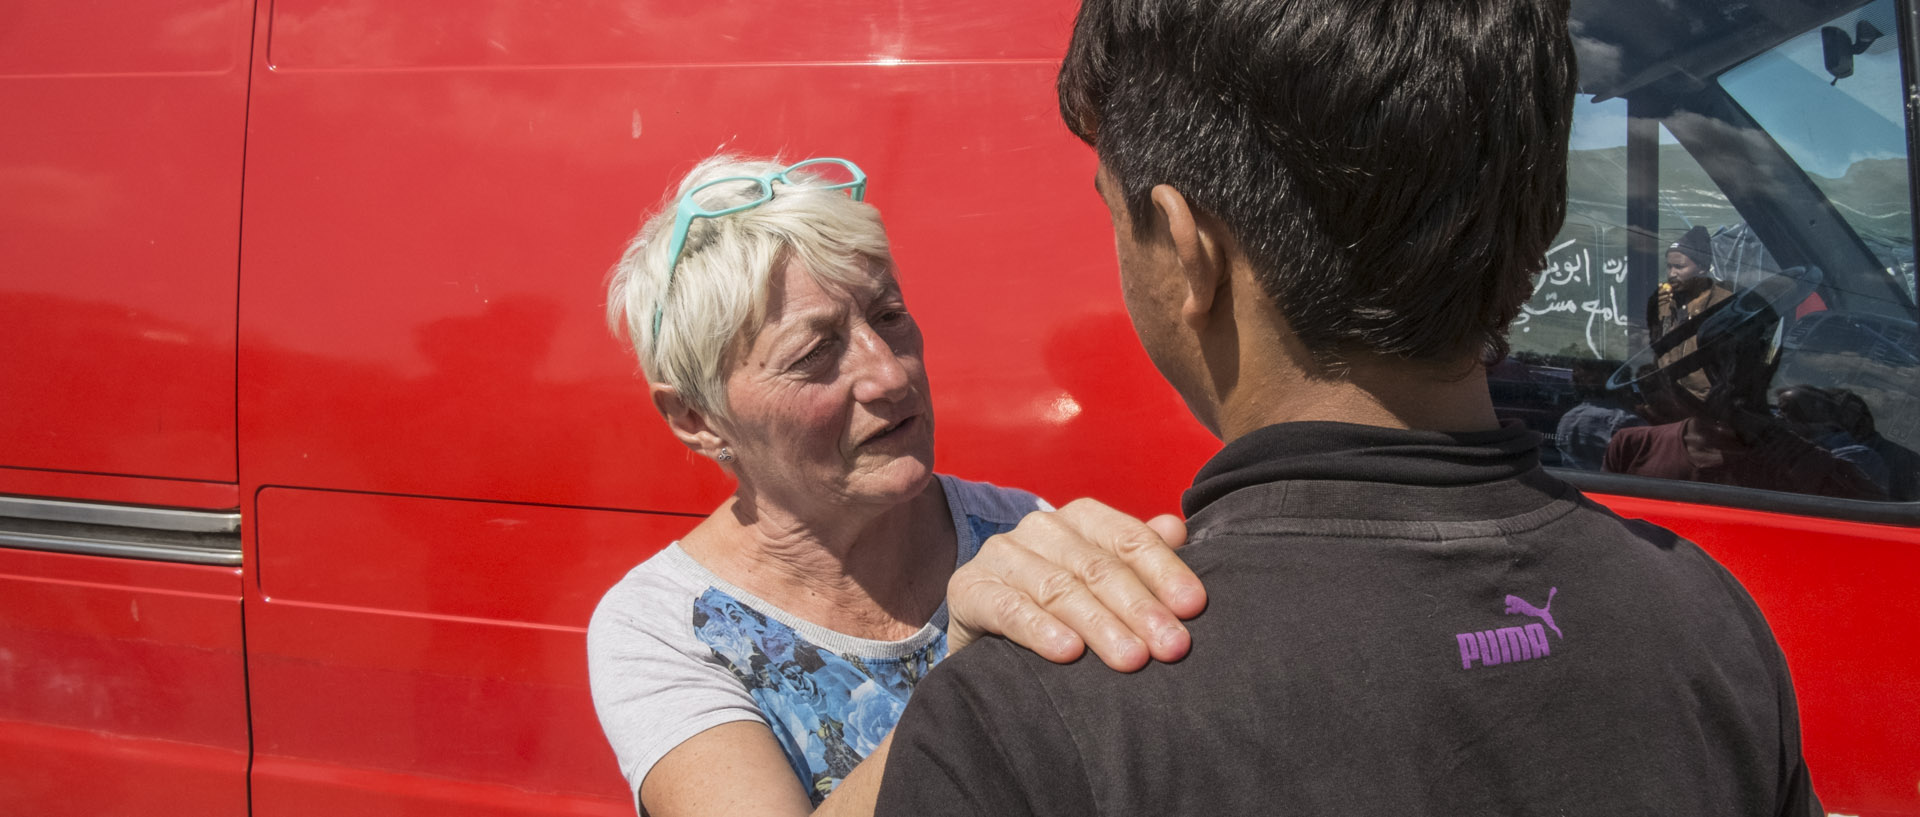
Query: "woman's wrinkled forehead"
731 253 900 355
776 248 894 296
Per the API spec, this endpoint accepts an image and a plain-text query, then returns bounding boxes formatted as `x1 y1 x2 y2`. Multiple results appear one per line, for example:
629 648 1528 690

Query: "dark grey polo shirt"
877 422 1818 817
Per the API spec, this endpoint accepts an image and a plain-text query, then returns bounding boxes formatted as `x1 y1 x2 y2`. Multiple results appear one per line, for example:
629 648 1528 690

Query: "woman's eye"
873 308 909 327
793 340 834 369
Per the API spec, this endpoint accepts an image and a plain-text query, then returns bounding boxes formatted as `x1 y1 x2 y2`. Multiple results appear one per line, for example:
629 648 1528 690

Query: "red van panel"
265 0 1074 68
0 0 251 486
236 0 1215 518
248 488 705 813
0 468 239 511
0 548 247 817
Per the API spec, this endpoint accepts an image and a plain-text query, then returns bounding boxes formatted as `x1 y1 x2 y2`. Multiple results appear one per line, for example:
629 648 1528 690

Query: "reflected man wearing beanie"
1648 225 1735 399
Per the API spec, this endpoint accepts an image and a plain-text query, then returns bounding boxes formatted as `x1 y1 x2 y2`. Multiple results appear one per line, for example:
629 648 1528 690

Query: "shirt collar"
1181 421 1547 521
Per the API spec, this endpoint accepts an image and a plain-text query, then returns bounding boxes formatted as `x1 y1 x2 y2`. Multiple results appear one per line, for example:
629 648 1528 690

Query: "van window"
1718 0 1913 301
1499 0 1920 505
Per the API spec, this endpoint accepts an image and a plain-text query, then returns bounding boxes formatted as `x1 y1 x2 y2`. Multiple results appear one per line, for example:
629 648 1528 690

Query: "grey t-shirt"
879 423 1818 817
587 474 1045 809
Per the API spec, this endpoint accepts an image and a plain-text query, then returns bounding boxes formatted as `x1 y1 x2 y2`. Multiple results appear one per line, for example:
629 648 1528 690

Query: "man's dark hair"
1059 0 1577 366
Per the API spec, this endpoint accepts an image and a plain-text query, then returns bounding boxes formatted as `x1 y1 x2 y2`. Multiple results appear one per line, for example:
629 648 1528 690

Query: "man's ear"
651 383 728 460
1149 184 1228 329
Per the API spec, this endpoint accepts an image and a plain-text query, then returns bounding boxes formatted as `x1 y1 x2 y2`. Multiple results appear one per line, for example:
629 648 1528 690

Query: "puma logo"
1455 587 1563 670
1503 587 1561 639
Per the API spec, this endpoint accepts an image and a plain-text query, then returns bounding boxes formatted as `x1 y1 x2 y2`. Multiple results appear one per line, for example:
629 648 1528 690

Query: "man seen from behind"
875 0 1819 814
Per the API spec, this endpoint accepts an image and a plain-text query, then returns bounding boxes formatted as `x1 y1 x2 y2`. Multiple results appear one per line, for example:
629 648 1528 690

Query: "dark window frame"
1558 468 1920 524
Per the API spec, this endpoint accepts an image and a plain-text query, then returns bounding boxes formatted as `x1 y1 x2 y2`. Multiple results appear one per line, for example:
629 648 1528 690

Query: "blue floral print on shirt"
689 515 1018 804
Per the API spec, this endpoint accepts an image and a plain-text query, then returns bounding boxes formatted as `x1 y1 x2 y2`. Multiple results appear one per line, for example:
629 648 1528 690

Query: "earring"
715 447 735 462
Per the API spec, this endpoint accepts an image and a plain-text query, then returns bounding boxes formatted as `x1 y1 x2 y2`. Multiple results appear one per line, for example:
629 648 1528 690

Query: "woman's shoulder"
587 544 713 642
583 543 774 808
936 474 1051 523
935 474 1049 564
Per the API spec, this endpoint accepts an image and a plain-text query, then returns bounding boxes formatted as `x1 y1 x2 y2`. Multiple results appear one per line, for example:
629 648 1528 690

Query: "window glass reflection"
1498 0 1920 503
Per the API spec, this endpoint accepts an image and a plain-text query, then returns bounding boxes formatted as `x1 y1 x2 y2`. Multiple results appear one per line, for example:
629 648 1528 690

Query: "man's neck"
1214 355 1501 442
1189 258 1501 444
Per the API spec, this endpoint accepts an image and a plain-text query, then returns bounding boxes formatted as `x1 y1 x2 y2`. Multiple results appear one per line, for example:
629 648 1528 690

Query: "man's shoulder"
899 497 1799 817
933 631 1098 694
921 632 1156 733
882 637 1103 817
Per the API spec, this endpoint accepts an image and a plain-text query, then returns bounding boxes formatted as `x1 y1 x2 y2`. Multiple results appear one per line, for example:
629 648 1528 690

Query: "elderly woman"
590 155 1203 817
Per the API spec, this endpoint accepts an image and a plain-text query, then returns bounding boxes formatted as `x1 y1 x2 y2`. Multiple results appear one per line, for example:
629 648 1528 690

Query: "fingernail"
1154 621 1187 650
1173 584 1205 612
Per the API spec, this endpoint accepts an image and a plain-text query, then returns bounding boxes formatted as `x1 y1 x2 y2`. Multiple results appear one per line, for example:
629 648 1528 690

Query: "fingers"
947 559 1086 664
1045 500 1204 622
952 523 1148 670
1145 513 1189 549
1141 514 1205 618
1033 501 1200 662
948 498 1206 671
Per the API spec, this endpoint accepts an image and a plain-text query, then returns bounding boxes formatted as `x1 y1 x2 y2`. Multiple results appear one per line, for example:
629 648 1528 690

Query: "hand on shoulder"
945 498 1206 671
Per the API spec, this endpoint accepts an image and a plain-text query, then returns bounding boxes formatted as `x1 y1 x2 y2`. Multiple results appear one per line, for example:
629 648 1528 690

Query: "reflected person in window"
1607 279 1884 500
1554 357 1648 470
1775 385 1890 494
1776 385 1920 500
1646 226 1734 400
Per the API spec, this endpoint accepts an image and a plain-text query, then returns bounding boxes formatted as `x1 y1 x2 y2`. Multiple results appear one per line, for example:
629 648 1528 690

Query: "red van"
3 0 1916 814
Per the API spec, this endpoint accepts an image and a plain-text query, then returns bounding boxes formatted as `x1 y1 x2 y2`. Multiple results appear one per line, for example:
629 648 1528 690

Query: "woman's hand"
946 498 1206 672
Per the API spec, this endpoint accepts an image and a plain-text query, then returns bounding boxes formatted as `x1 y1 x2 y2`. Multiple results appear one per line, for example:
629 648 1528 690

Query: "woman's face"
717 257 935 513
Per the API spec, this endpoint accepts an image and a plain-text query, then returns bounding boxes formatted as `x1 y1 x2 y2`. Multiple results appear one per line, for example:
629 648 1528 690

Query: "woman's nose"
848 326 911 403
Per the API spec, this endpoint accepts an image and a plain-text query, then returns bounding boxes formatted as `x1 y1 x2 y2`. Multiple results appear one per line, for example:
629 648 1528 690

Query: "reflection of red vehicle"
1 1 1916 816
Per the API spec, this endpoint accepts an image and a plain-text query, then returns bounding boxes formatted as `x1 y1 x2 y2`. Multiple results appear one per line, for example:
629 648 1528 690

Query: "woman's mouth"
862 415 918 445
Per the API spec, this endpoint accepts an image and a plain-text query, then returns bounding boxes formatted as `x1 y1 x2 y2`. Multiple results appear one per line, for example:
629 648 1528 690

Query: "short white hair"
607 154 893 421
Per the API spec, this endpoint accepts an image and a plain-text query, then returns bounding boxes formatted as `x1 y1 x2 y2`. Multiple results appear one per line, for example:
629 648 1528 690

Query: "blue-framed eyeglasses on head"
652 158 868 341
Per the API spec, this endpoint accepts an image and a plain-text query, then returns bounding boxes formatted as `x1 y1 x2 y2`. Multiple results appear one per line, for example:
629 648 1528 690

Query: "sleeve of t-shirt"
1770 633 1822 817
1762 603 1822 817
875 637 1099 817
586 573 766 810
939 476 1054 566
1778 757 1820 817
1602 426 1641 474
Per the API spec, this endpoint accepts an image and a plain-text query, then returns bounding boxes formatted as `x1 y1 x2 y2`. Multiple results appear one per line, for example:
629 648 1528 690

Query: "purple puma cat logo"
1455 587 1562 670
1503 587 1561 639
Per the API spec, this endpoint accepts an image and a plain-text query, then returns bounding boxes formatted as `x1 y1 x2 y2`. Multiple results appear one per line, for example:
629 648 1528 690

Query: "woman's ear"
1149 184 1230 330
651 383 728 460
